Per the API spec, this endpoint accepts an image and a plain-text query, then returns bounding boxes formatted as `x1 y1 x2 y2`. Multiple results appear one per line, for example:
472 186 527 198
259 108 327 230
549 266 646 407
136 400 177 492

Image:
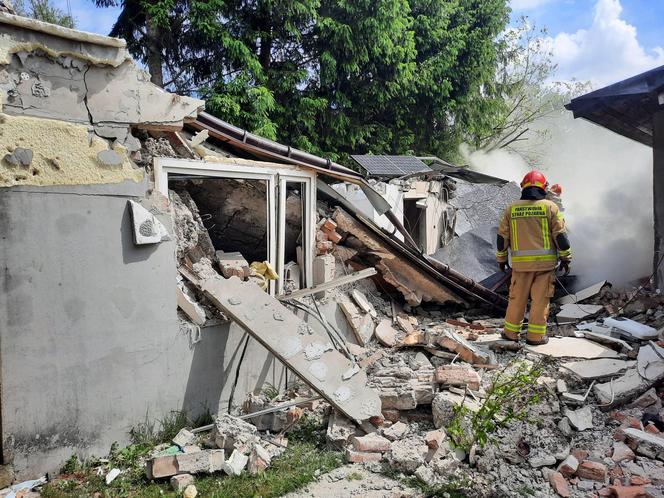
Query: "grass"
40 412 342 498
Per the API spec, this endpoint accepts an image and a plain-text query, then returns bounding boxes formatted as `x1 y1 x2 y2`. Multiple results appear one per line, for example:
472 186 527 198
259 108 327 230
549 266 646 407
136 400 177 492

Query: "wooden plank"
277 268 377 301
191 275 382 423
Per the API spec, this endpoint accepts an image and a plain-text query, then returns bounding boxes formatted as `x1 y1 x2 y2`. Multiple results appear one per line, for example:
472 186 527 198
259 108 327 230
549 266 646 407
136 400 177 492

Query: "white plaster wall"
0 183 284 478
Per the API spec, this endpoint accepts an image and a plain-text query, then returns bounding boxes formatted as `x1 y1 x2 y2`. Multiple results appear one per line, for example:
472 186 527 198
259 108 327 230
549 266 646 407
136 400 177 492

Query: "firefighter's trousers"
503 270 555 343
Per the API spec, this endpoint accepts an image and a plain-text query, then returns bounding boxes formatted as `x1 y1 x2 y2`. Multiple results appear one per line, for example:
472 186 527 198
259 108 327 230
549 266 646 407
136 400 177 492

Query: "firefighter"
496 170 572 345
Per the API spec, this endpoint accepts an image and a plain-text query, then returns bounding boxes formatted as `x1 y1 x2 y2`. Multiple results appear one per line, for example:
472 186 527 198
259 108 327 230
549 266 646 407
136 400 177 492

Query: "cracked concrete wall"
0 184 285 479
0 15 203 186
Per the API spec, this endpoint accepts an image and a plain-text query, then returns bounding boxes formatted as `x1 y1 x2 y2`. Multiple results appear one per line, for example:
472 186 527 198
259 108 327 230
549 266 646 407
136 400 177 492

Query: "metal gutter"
191 112 419 248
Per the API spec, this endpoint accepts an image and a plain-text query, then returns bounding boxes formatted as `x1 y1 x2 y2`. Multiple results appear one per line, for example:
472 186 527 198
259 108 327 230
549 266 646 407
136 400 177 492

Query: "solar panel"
351 155 432 178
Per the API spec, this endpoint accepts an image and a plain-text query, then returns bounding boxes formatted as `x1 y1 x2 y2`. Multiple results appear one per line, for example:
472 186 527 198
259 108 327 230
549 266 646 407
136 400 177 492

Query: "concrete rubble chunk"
561 359 636 380
211 413 259 452
387 438 428 473
175 449 224 474
351 289 377 318
176 286 206 325
557 454 579 477
147 455 178 479
529 455 556 468
374 319 398 347
565 406 594 431
351 433 391 453
628 388 659 409
612 441 636 463
558 280 609 305
595 369 652 408
437 328 493 365
434 364 481 390
527 337 619 359
216 251 250 280
194 276 382 422
173 428 196 449
96 149 123 169
623 428 664 460
247 444 271 474
383 421 408 441
171 474 195 492
549 471 571 497
556 303 604 322
637 344 664 381
424 429 446 450
326 411 358 449
338 298 374 346
222 449 248 476
183 485 197 498
432 391 480 429
576 460 607 482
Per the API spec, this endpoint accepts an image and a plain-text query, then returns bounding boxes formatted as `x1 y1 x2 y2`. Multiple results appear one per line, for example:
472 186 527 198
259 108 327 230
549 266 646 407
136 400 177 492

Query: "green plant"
346 471 363 481
60 455 80 474
288 414 327 448
261 383 280 401
447 360 546 452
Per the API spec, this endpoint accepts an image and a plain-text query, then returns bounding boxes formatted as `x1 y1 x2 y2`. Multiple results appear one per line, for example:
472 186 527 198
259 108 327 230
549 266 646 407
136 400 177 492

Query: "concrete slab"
196 275 382 423
556 304 604 322
526 337 619 359
558 281 609 305
561 359 636 380
637 343 664 381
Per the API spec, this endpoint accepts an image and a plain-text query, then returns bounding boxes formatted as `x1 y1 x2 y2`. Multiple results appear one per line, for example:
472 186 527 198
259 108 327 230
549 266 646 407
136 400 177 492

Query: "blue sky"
54 0 664 87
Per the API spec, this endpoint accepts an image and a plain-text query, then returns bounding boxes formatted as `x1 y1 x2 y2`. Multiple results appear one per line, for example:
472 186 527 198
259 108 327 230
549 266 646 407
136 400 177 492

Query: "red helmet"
550 183 562 195
521 170 548 190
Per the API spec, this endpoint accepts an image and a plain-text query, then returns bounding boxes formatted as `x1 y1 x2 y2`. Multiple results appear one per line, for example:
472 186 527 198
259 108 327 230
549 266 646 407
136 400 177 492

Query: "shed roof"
565 64 664 147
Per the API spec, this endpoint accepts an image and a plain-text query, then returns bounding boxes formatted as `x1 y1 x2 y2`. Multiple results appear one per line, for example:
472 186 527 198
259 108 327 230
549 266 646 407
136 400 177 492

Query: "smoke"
461 111 653 289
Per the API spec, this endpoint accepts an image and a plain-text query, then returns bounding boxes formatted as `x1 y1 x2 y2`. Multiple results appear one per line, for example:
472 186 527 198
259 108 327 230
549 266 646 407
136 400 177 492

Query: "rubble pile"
146 414 287 489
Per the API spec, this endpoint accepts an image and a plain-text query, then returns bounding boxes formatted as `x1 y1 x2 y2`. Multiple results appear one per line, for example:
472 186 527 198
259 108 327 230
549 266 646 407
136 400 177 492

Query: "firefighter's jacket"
496 199 572 272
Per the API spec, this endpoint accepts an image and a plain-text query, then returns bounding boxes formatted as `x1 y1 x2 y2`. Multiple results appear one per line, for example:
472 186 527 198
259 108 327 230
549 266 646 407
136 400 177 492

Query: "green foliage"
60 455 81 474
15 0 76 28
288 413 328 448
447 359 546 452
260 383 280 401
92 0 512 162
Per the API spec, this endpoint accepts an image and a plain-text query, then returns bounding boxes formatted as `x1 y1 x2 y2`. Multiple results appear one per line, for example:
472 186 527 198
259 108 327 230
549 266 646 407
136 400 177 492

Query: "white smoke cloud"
462 111 653 289
545 0 664 86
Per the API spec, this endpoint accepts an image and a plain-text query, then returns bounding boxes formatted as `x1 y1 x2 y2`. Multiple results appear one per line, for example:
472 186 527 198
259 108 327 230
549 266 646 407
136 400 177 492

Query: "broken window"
155 159 315 294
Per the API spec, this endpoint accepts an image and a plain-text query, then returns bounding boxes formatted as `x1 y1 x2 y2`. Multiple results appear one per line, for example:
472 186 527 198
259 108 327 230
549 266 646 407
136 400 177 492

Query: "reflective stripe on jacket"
496 199 571 272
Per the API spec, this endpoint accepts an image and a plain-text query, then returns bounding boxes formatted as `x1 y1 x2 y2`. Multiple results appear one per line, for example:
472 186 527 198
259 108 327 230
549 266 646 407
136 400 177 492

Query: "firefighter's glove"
499 261 510 272
559 260 571 276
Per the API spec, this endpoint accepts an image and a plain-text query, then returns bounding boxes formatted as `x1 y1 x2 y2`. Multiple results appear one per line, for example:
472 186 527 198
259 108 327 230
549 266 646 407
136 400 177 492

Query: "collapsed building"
0 12 507 480
3 11 664 498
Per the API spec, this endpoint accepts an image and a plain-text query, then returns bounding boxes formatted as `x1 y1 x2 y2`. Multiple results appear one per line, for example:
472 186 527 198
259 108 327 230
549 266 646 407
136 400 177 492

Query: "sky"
55 0 664 88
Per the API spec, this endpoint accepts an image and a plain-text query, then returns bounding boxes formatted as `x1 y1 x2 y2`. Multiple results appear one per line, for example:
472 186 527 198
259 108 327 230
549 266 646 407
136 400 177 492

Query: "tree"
15 0 75 28
92 0 512 163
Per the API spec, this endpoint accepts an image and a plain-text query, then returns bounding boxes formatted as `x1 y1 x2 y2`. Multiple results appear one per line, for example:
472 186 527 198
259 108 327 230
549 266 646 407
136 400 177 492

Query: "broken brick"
576 460 607 482
645 423 660 434
345 448 383 463
612 441 636 463
606 484 650 498
434 365 481 391
549 471 571 497
147 455 178 479
351 434 391 453
557 454 579 477
382 410 400 423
